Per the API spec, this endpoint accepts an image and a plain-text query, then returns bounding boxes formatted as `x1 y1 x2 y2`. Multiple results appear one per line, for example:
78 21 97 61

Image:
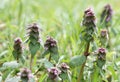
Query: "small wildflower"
100 4 113 27
82 8 96 28
44 36 57 50
27 23 40 44
100 29 109 46
60 63 70 72
47 67 61 80
12 38 23 62
81 8 96 42
18 68 33 81
97 48 106 60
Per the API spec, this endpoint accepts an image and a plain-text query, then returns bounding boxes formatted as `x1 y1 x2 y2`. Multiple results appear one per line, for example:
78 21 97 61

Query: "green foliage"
69 55 86 68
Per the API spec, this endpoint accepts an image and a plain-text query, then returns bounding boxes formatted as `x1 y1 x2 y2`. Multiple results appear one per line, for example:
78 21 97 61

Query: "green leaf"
2 61 19 69
60 72 68 80
29 42 40 56
44 60 54 69
69 55 86 68
5 76 20 82
96 59 105 68
51 53 59 63
41 50 49 58
50 46 59 62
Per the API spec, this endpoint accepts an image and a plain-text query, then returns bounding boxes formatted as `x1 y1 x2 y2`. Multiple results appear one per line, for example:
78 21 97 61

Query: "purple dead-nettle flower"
100 30 109 46
100 4 113 27
82 8 96 28
97 48 106 60
47 67 61 80
60 63 70 72
44 36 57 50
101 30 108 38
18 68 33 81
81 8 96 42
12 38 23 62
27 23 40 43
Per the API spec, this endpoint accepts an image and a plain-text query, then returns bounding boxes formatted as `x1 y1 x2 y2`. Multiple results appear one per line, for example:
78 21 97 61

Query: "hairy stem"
77 42 90 82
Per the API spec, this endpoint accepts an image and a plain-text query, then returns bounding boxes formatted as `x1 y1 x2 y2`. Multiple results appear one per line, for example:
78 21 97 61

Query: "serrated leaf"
69 55 86 68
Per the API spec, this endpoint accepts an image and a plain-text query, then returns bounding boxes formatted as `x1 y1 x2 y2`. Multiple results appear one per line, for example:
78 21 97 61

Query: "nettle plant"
0 4 113 82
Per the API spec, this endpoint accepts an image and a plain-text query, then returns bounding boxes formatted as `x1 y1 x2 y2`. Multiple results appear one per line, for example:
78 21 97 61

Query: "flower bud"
12 38 22 62
100 29 109 46
47 67 61 80
100 4 113 27
18 68 33 81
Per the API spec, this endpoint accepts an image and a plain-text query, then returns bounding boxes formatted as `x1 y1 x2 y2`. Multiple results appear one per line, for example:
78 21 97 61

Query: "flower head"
97 48 106 60
44 36 57 50
27 23 40 44
100 4 113 27
82 8 96 28
60 63 69 71
47 67 61 80
18 68 33 81
13 38 23 62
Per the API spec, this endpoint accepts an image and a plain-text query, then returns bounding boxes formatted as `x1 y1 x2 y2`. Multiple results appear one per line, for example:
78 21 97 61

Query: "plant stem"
48 54 51 61
30 55 33 70
77 42 90 82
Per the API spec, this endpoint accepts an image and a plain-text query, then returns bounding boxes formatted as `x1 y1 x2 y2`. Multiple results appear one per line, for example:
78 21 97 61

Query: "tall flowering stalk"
12 38 23 63
78 8 96 82
100 4 113 27
27 23 41 70
96 48 106 68
100 4 113 48
43 36 59 62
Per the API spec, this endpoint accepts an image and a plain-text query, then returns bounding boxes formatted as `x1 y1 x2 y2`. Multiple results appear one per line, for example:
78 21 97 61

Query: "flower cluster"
82 8 96 28
81 8 96 42
12 38 23 62
47 67 61 80
97 48 106 60
44 36 57 51
59 63 70 72
100 4 113 27
27 23 40 44
18 68 33 81
27 23 41 56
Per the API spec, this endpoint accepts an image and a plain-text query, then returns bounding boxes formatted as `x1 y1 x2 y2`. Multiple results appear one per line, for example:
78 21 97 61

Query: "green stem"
77 42 90 82
30 55 33 70
48 54 51 61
